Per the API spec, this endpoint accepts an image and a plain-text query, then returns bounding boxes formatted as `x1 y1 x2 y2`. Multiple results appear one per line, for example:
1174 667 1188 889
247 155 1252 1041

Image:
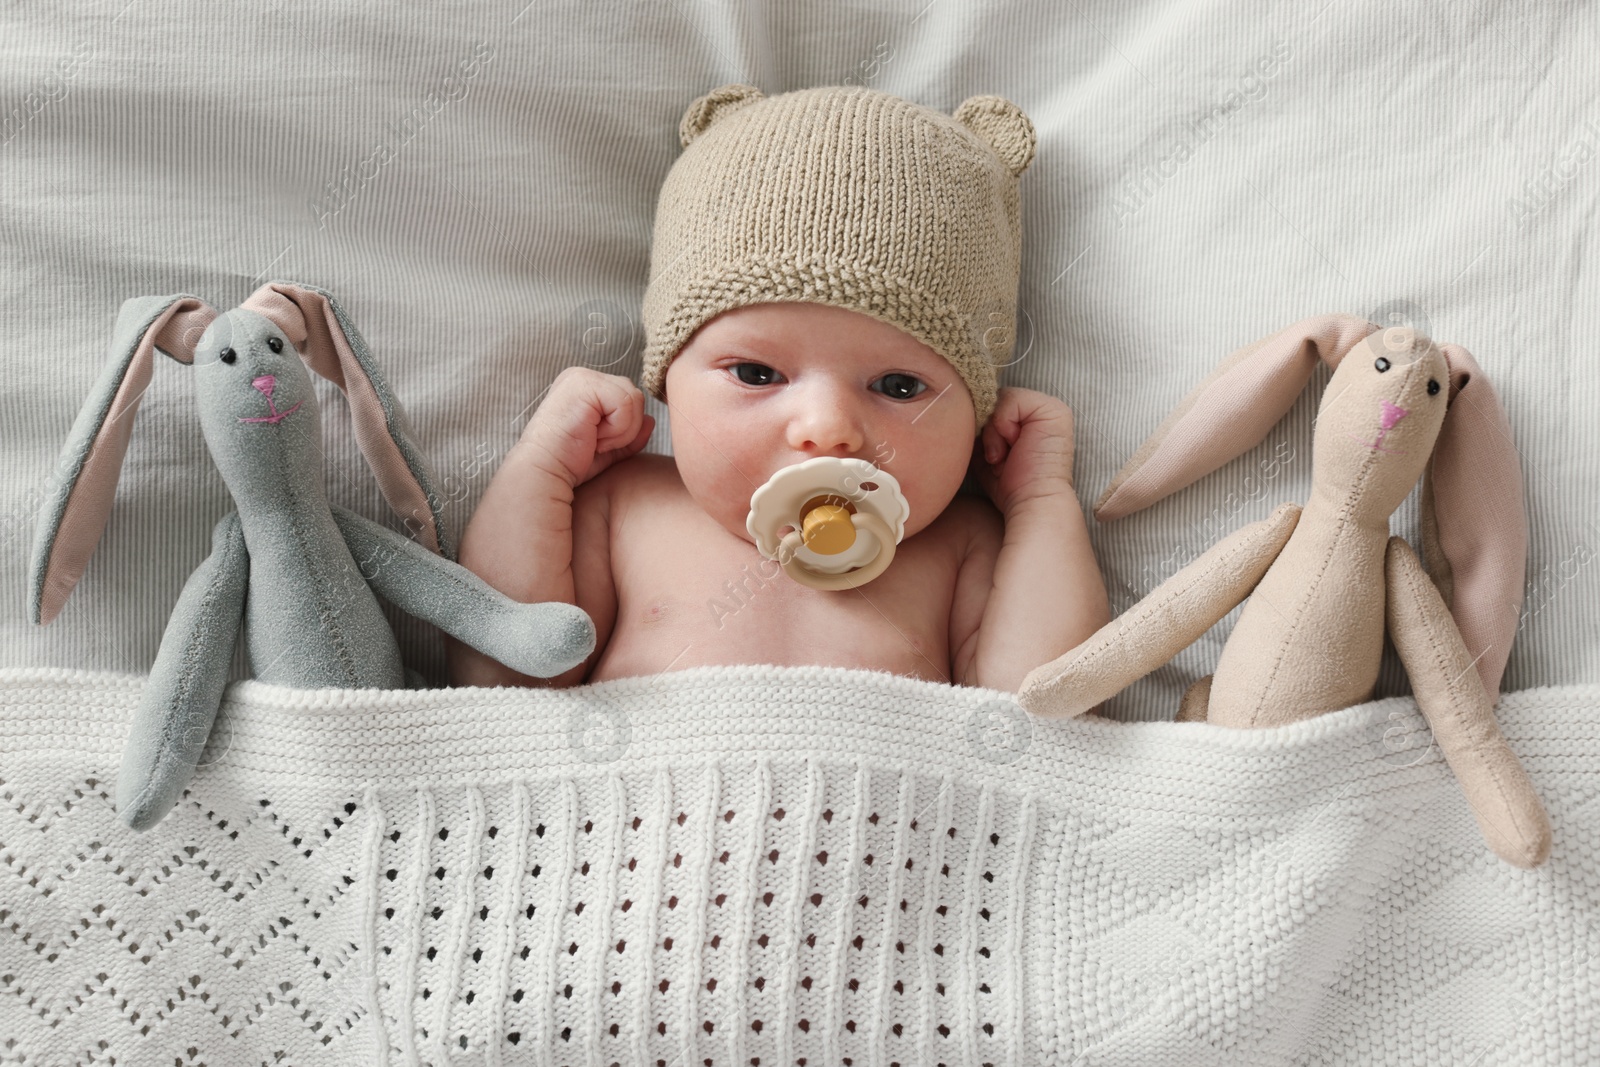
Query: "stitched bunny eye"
266 336 283 353
1374 357 1391 372
1427 378 1440 395
220 347 237 364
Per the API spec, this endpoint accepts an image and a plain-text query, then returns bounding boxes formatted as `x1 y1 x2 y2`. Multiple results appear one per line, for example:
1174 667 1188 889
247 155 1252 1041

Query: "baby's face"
662 302 979 546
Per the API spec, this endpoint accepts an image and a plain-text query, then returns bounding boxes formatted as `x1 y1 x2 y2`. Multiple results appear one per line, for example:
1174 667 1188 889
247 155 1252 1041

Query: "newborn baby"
448 84 1109 691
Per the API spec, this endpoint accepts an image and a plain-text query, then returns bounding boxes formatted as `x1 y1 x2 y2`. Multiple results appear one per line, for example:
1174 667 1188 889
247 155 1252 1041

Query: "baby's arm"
953 488 1109 692
952 389 1111 692
446 368 653 689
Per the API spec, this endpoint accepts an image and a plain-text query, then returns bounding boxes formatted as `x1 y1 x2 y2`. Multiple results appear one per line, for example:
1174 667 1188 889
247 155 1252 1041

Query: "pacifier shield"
746 457 910 577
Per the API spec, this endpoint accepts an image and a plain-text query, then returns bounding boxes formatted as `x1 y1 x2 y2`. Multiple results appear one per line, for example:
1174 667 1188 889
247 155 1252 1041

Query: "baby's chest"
595 494 964 684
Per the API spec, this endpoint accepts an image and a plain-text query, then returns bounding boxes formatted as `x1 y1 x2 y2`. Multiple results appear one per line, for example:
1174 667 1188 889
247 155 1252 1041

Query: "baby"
447 84 1109 692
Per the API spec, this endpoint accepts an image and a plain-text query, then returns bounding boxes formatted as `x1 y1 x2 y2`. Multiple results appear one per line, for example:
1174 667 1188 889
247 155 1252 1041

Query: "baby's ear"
954 95 1036 177
679 84 766 147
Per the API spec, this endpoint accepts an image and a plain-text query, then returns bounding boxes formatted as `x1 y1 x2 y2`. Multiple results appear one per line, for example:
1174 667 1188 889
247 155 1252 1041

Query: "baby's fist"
972 387 1077 514
522 367 655 488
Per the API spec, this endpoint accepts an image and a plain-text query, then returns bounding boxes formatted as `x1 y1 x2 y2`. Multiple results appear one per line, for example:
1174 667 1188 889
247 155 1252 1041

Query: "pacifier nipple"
802 504 856 555
746 457 912 592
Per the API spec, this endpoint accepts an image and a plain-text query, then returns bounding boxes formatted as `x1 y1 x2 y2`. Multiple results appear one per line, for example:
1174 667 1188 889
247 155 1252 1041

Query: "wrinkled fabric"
1 1 1595 715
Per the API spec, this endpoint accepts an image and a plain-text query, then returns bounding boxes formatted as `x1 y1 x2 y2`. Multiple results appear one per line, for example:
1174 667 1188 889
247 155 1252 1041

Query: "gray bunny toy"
29 281 596 831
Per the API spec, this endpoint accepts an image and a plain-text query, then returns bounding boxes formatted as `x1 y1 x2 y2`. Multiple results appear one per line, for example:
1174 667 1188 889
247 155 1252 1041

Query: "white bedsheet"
1 0 1594 715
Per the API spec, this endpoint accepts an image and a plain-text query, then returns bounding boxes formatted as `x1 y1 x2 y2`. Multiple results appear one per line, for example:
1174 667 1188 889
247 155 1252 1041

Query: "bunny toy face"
1311 326 1449 524
193 310 326 503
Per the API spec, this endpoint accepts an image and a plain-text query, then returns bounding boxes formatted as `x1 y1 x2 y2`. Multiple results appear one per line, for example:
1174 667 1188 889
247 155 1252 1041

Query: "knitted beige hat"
639 84 1037 430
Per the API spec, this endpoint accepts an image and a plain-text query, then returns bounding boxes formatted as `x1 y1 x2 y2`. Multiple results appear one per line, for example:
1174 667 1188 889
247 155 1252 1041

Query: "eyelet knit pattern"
1 665 1594 1065
640 85 1038 431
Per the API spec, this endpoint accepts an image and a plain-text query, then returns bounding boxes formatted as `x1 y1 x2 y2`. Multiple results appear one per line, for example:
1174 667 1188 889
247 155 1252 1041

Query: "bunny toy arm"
116 512 249 831
1384 536 1552 868
1017 502 1301 717
330 506 596 679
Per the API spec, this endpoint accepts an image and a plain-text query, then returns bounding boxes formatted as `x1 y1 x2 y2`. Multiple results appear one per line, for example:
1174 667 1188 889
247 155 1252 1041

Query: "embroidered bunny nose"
252 375 276 400
1379 398 1408 430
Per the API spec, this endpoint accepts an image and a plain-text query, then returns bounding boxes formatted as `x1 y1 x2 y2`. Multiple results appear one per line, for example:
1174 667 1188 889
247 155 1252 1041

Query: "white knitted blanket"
2 666 1595 1066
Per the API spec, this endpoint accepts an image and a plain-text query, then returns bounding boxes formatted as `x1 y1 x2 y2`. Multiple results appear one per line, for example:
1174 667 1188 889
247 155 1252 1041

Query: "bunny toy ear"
1418 344 1527 698
239 281 451 557
1093 314 1380 522
29 295 218 625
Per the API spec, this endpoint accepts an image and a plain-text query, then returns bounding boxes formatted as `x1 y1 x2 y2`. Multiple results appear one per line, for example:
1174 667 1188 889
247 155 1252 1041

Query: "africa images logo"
1 41 94 147
308 41 496 229
1109 41 1294 228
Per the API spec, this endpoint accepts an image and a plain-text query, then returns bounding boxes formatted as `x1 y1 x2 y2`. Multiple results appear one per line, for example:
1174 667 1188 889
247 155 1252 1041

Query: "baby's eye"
731 362 781 386
874 373 926 401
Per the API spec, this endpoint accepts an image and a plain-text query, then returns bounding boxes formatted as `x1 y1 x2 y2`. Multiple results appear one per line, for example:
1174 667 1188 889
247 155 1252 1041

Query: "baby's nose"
789 413 865 456
786 382 869 455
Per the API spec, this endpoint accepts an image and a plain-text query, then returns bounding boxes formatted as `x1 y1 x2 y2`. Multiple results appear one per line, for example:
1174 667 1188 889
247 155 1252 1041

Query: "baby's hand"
970 387 1077 514
520 367 655 488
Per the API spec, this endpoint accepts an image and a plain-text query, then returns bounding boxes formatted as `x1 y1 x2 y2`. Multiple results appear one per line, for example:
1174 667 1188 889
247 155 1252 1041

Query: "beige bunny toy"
1016 316 1551 868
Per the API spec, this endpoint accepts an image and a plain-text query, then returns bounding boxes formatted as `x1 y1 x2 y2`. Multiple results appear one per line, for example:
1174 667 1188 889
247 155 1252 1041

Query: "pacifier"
746 456 911 591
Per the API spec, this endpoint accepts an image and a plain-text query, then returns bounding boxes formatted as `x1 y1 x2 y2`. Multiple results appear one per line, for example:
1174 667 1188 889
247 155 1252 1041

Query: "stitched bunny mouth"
1346 433 1407 455
238 402 302 425
1347 398 1409 455
238 374 303 425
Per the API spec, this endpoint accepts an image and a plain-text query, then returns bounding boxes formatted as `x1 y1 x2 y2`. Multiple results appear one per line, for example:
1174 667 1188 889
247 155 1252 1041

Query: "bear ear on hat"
679 84 766 147
953 95 1036 178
